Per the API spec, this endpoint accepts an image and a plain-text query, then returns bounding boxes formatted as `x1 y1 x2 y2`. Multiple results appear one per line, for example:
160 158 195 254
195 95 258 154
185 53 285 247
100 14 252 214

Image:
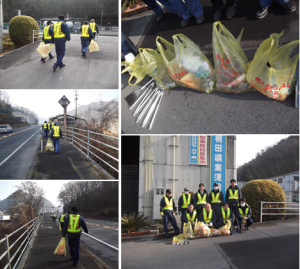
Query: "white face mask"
214 187 218 191
185 191 189 195
240 203 245 207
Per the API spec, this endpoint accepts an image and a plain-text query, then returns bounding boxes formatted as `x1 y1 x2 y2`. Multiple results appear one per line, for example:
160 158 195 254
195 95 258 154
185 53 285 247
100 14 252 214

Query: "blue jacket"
62 212 88 237
178 193 194 212
90 23 99 34
160 196 177 214
216 207 233 225
225 186 242 205
42 26 54 44
182 210 198 224
53 19 70 43
208 190 224 206
235 204 252 221
50 126 62 139
199 209 217 225
80 25 94 41
193 189 208 211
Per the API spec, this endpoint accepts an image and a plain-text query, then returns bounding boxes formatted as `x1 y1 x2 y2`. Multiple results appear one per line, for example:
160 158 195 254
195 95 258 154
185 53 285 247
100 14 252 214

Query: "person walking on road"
256 0 296 20
194 183 208 220
59 213 67 234
63 207 88 267
80 21 94 57
178 187 193 233
225 179 242 217
52 214 57 223
49 122 62 154
160 189 180 236
41 121 48 137
53 15 71 72
41 21 55 63
208 183 224 217
89 19 99 39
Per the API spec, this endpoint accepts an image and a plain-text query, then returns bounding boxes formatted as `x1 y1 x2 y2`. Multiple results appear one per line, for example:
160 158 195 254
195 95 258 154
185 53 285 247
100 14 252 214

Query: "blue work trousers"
43 129 47 137
121 32 131 56
142 0 178 16
180 209 188 232
68 233 81 265
163 212 180 235
238 217 253 227
260 0 288 7
81 40 89 54
168 0 203 19
52 138 60 153
53 218 56 223
54 42 66 67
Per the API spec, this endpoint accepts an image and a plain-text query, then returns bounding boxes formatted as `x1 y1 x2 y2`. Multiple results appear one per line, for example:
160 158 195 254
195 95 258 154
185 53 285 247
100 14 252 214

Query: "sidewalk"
19 216 102 269
28 137 105 179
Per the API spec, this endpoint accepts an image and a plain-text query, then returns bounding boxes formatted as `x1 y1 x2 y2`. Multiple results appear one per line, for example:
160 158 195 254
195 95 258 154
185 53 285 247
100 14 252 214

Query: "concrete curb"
0 40 40 58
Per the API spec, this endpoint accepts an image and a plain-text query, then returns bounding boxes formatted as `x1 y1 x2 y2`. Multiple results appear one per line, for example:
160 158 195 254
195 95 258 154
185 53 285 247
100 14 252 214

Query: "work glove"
160 212 164 217
191 221 195 226
209 222 213 227
125 52 135 63
223 220 228 225
175 211 178 215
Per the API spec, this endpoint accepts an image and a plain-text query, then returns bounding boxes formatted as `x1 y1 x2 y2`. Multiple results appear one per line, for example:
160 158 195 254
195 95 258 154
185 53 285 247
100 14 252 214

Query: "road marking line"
0 129 40 167
86 222 118 231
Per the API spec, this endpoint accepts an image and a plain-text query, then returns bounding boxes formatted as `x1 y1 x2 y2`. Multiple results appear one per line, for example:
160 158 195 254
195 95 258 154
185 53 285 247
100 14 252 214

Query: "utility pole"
0 0 3 52
101 10 103 28
74 90 78 117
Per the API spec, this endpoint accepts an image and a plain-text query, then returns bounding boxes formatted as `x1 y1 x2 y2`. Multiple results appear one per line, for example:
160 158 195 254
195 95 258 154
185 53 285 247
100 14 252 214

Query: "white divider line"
0 129 40 167
82 232 119 251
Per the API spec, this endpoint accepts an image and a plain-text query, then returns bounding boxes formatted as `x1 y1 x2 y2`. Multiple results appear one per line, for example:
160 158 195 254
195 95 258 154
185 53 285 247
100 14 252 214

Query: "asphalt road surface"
0 125 41 179
84 218 118 229
0 34 118 89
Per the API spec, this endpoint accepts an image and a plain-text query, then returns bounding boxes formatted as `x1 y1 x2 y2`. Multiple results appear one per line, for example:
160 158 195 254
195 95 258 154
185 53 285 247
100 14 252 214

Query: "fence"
260 201 299 222
286 192 299 202
69 26 118 36
62 127 119 175
0 216 42 269
32 30 42 43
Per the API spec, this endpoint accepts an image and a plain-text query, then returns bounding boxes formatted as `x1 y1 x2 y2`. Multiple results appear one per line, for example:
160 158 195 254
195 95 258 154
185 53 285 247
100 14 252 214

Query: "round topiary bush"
9 16 39 48
241 179 286 222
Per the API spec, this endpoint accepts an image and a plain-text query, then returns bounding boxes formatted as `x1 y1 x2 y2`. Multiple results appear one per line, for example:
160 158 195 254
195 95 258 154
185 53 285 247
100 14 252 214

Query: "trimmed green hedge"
9 15 39 48
241 179 286 222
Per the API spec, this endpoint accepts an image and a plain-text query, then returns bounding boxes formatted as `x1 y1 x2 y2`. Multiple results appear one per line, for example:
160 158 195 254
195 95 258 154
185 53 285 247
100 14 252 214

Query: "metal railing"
32 30 42 43
0 216 42 269
260 201 299 222
62 127 119 173
285 192 299 202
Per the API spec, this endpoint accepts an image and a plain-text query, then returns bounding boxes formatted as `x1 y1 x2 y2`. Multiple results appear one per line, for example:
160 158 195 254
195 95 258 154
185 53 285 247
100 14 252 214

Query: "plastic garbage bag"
194 221 210 238
59 225 61 231
139 48 179 90
37 42 54 58
183 222 195 239
246 31 299 101
172 233 186 244
54 238 67 256
45 138 54 152
121 54 147 86
89 39 100 52
219 219 231 236
212 21 253 93
209 228 221 237
156 35 215 93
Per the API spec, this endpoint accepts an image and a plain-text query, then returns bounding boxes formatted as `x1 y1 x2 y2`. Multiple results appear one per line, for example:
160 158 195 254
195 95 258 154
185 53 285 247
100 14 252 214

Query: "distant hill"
237 136 299 182
68 102 102 116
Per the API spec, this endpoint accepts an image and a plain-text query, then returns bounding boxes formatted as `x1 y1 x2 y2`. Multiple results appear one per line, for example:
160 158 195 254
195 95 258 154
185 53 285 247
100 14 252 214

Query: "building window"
278 178 283 183
273 179 277 182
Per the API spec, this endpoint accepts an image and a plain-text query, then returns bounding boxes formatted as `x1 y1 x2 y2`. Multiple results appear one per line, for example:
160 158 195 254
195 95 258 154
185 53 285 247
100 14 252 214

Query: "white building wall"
269 172 299 192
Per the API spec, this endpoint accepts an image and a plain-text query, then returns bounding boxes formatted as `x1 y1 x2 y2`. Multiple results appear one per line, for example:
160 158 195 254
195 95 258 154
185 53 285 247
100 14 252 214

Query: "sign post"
58 95 70 141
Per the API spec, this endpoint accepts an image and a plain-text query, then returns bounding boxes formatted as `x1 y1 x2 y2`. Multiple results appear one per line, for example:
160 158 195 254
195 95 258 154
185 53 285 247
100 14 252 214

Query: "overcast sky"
6 90 118 120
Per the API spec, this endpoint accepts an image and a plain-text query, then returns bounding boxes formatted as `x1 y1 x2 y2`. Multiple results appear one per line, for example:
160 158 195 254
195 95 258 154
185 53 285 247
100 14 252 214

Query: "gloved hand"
125 52 135 63
223 220 228 225
160 212 164 217
209 222 213 227
191 221 195 226
178 211 182 216
175 211 178 215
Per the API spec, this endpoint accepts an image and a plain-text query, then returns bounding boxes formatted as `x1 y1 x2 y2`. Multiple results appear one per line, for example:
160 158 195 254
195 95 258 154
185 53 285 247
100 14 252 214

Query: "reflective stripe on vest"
53 21 65 38
228 189 239 199
53 126 60 137
68 214 81 233
90 22 96 33
221 207 230 220
186 210 197 222
197 193 207 204
81 25 89 37
53 215 56 217
43 123 48 129
163 195 173 211
182 193 191 209
203 209 212 223
211 192 221 203
238 204 249 217
60 214 65 222
43 25 51 39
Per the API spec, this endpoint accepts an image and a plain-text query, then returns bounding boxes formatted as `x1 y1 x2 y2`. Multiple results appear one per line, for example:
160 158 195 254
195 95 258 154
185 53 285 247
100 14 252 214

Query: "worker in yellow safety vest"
199 203 217 228
80 21 94 57
89 19 99 39
225 179 242 215
194 183 208 220
208 182 224 217
235 198 253 230
41 21 55 63
182 204 197 231
52 214 57 223
216 202 233 229
178 187 194 233
63 207 88 266
41 121 49 137
159 189 180 236
49 122 62 154
59 213 68 235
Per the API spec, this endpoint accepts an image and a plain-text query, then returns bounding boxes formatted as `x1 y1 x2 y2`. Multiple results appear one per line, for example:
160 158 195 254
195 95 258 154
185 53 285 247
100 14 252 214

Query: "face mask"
214 187 218 191
185 191 189 195
240 203 245 207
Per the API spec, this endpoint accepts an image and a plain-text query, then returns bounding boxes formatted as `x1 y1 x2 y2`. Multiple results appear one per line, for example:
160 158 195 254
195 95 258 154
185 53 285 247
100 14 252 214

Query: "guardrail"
260 201 299 222
62 127 119 174
32 30 42 43
0 216 42 269
285 192 299 202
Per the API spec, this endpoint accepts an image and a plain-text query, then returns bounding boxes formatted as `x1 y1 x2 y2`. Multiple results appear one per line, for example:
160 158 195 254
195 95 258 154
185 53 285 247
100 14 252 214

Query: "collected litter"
45 138 54 152
54 237 67 256
37 42 54 58
89 39 100 52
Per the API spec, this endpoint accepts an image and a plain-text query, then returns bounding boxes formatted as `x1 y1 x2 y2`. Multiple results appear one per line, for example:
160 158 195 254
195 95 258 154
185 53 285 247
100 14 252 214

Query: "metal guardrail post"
64 127 66 142
87 130 90 158
72 127 74 145
4 235 12 269
260 201 262 223
26 223 29 247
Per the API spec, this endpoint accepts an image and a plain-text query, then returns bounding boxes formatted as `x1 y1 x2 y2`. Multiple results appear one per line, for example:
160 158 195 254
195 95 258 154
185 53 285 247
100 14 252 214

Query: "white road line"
0 129 40 167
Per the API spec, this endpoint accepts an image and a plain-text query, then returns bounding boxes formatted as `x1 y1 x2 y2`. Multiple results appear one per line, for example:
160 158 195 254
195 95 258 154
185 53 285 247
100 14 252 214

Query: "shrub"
9 15 39 48
241 179 286 222
121 212 150 233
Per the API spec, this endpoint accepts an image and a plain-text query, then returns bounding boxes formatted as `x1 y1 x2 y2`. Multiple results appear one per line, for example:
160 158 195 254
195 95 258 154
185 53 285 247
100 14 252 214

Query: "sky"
5 90 118 121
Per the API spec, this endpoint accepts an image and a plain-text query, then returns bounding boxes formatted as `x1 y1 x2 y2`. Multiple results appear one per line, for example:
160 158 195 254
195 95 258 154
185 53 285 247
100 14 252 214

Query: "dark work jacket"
53 19 71 43
235 204 252 221
62 212 88 237
193 189 208 210
225 186 242 205
41 123 49 130
208 190 224 206
199 209 217 225
182 210 197 224
79 25 94 41
42 26 54 44
178 193 194 211
50 126 62 139
160 196 177 214
216 208 233 224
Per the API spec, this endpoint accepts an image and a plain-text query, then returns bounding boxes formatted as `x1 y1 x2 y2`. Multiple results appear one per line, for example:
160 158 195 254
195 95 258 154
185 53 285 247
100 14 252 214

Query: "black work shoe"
226 2 236 19
282 1 296 13
42 59 46 63
157 12 164 22
214 3 225 21
53 66 57 72
49 55 54 59
60 64 66 68
256 6 269 19
181 18 189 27
196 14 205 24
83 52 86 57
176 11 182 18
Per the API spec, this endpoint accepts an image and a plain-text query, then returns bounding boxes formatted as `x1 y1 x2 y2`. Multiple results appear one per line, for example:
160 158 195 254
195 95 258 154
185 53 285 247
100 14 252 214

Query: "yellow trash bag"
139 48 179 90
59 225 62 231
212 21 253 93
37 42 54 58
54 237 67 256
121 54 147 86
89 39 100 52
246 31 299 101
209 228 221 237
156 35 215 93
183 222 195 239
45 138 54 152
194 221 210 238
172 233 186 243
218 219 231 236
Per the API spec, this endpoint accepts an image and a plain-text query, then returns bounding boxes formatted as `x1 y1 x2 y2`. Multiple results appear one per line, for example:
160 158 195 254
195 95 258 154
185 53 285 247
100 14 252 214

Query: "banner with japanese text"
189 136 207 165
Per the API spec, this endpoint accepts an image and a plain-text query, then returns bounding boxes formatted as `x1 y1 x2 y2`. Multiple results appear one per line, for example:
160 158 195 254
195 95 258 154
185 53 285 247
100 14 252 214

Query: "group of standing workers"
41 120 62 153
160 179 253 236
41 15 99 70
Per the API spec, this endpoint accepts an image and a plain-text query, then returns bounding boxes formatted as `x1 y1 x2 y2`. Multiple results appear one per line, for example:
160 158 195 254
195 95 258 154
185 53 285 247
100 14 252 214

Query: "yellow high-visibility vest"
68 214 81 233
182 193 191 209
43 123 48 129
186 210 197 222
53 126 60 137
228 189 239 199
43 25 51 40
221 207 230 220
53 21 65 38
211 192 221 203
203 209 212 223
196 193 207 205
60 214 65 222
163 195 173 211
238 204 249 217
90 22 96 33
81 25 90 37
